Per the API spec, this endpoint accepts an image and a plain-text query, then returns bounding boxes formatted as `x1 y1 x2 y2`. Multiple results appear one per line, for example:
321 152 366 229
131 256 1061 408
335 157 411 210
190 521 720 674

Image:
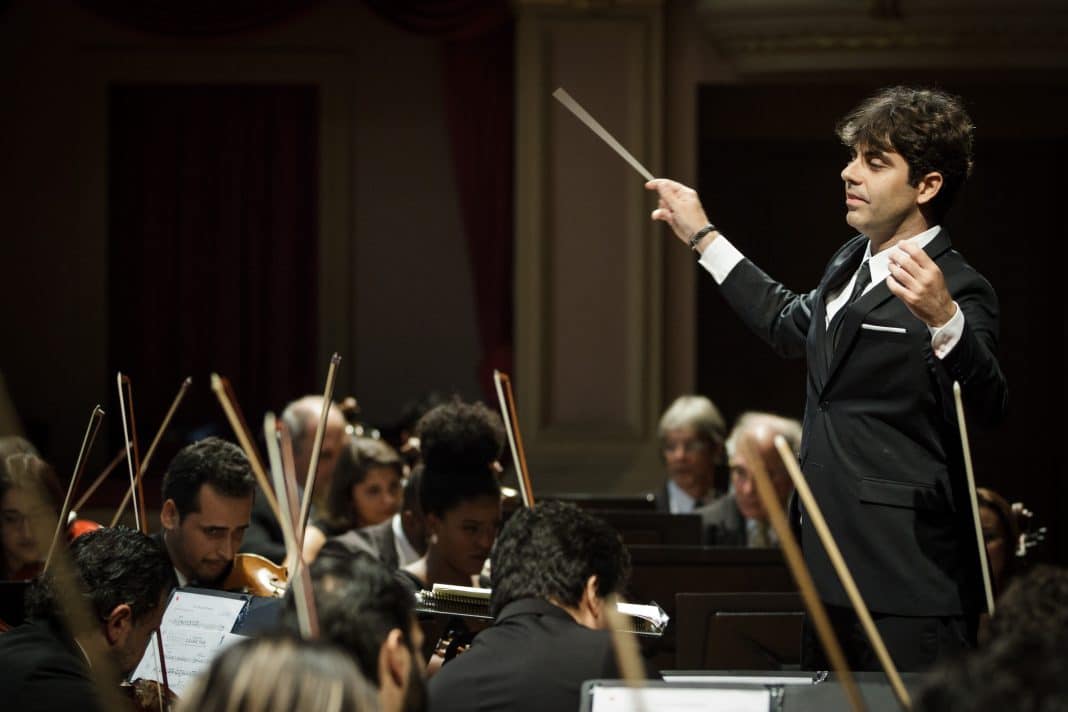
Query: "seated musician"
696 411 801 547
241 395 347 563
0 451 62 581
428 501 636 712
302 435 404 564
156 437 255 588
176 634 379 712
401 400 504 590
319 463 427 570
0 527 175 711
653 395 727 513
280 553 426 712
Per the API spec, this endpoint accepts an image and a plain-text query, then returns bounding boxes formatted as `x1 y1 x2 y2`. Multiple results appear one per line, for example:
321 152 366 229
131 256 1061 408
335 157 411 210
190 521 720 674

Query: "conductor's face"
842 144 924 243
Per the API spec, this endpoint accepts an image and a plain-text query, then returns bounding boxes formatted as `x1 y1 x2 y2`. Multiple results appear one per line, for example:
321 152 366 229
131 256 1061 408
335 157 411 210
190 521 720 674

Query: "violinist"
0 451 62 581
156 437 254 589
241 395 346 563
0 527 175 711
303 435 404 564
279 554 427 712
401 401 503 590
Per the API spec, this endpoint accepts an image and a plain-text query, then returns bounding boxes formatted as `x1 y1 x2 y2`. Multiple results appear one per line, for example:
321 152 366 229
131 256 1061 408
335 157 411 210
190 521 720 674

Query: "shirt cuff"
697 233 744 284
929 301 965 359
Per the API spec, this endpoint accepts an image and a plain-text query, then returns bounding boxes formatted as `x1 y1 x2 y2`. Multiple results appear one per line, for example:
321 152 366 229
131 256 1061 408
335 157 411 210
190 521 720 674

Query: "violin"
221 552 288 598
122 678 178 712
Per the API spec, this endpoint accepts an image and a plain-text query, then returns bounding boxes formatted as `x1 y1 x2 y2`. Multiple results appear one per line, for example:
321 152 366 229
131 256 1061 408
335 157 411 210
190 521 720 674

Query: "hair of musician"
176 633 378 712
985 564 1068 643
724 411 803 459
319 436 403 533
914 631 1068 712
490 501 631 618
281 395 335 458
836 85 974 220
280 552 417 685
658 395 726 449
415 399 505 475
25 526 175 631
418 464 500 519
161 437 254 520
0 452 63 514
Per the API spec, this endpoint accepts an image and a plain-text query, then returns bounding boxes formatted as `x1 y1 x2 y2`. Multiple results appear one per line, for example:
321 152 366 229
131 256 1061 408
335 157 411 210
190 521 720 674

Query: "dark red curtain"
366 0 516 398
108 84 318 505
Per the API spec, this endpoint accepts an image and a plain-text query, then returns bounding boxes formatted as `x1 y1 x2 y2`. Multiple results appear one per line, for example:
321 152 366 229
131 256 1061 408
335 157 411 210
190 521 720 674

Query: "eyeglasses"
661 439 710 456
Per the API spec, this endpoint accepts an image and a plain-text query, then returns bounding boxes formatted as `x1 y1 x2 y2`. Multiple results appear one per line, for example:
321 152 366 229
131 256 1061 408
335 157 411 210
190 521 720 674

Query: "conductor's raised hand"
886 241 957 327
646 179 713 247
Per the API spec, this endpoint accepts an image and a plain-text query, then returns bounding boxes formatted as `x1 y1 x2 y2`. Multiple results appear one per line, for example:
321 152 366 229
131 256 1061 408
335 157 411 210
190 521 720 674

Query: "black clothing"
0 618 103 712
427 598 621 712
717 230 1006 617
695 493 747 546
318 519 399 570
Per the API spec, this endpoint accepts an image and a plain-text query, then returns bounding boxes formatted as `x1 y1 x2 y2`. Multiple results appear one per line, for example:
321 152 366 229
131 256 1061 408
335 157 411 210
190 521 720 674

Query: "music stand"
541 493 657 511
596 511 702 546
675 592 804 670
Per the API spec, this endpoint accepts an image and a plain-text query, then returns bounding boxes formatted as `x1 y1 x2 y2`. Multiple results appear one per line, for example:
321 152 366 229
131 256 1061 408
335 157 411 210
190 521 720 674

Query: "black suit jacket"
318 518 400 570
718 230 1007 616
0 618 103 712
427 598 622 712
696 493 747 546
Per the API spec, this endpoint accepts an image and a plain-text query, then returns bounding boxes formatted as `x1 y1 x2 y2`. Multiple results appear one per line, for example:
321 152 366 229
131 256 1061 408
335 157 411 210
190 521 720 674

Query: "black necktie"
828 260 872 356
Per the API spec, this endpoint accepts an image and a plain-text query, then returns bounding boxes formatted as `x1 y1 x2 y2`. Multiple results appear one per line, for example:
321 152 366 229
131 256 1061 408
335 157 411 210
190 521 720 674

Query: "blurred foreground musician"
428 501 640 712
0 528 175 711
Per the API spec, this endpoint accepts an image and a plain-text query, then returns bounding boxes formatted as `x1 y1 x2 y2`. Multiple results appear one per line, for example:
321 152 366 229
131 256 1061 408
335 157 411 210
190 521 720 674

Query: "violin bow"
953 381 996 616
264 412 319 638
604 593 648 709
115 373 146 533
43 405 104 573
71 445 128 514
772 435 909 711
109 377 192 527
493 370 535 507
296 353 342 550
211 373 282 527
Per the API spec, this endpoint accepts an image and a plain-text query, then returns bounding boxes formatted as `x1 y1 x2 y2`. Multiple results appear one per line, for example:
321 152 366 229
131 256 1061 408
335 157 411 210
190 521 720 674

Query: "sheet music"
130 588 249 696
591 686 771 712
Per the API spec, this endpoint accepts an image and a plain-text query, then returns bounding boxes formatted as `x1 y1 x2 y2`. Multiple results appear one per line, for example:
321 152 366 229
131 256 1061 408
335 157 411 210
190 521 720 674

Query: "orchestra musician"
428 501 639 712
653 395 727 513
156 437 255 589
0 451 62 581
280 553 427 712
400 400 503 590
241 395 347 563
302 435 404 564
647 85 1008 671
696 411 802 547
0 527 175 711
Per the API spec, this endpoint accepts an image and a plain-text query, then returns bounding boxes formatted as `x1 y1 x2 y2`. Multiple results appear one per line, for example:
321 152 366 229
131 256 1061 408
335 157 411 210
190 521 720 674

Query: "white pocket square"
861 323 907 334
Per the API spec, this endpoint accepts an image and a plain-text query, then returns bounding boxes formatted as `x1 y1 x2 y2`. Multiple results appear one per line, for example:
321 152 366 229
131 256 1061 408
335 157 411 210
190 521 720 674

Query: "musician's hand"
886 241 956 327
645 179 715 249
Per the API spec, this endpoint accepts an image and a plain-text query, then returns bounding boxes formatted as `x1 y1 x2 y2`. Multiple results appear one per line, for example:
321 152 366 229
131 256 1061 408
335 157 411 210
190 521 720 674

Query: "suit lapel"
811 238 867 388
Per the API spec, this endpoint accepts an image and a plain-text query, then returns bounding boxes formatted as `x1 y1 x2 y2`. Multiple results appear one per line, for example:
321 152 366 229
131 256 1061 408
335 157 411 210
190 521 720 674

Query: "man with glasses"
654 395 726 513
697 412 802 546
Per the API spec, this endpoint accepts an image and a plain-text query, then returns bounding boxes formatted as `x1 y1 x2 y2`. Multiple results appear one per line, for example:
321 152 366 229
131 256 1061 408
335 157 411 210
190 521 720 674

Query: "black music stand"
675 592 804 670
596 511 702 546
541 493 657 511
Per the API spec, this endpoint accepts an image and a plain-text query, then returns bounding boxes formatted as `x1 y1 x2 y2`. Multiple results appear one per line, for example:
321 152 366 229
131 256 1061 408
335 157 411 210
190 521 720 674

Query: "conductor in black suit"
428 501 635 712
647 86 1008 672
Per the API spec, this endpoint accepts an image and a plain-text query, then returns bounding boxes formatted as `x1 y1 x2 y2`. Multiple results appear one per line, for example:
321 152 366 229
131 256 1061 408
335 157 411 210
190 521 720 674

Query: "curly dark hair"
161 437 254 519
26 526 175 630
836 85 974 220
915 632 1068 712
490 501 630 617
418 464 500 519
319 436 403 534
415 399 505 476
281 553 416 685
985 564 1068 643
